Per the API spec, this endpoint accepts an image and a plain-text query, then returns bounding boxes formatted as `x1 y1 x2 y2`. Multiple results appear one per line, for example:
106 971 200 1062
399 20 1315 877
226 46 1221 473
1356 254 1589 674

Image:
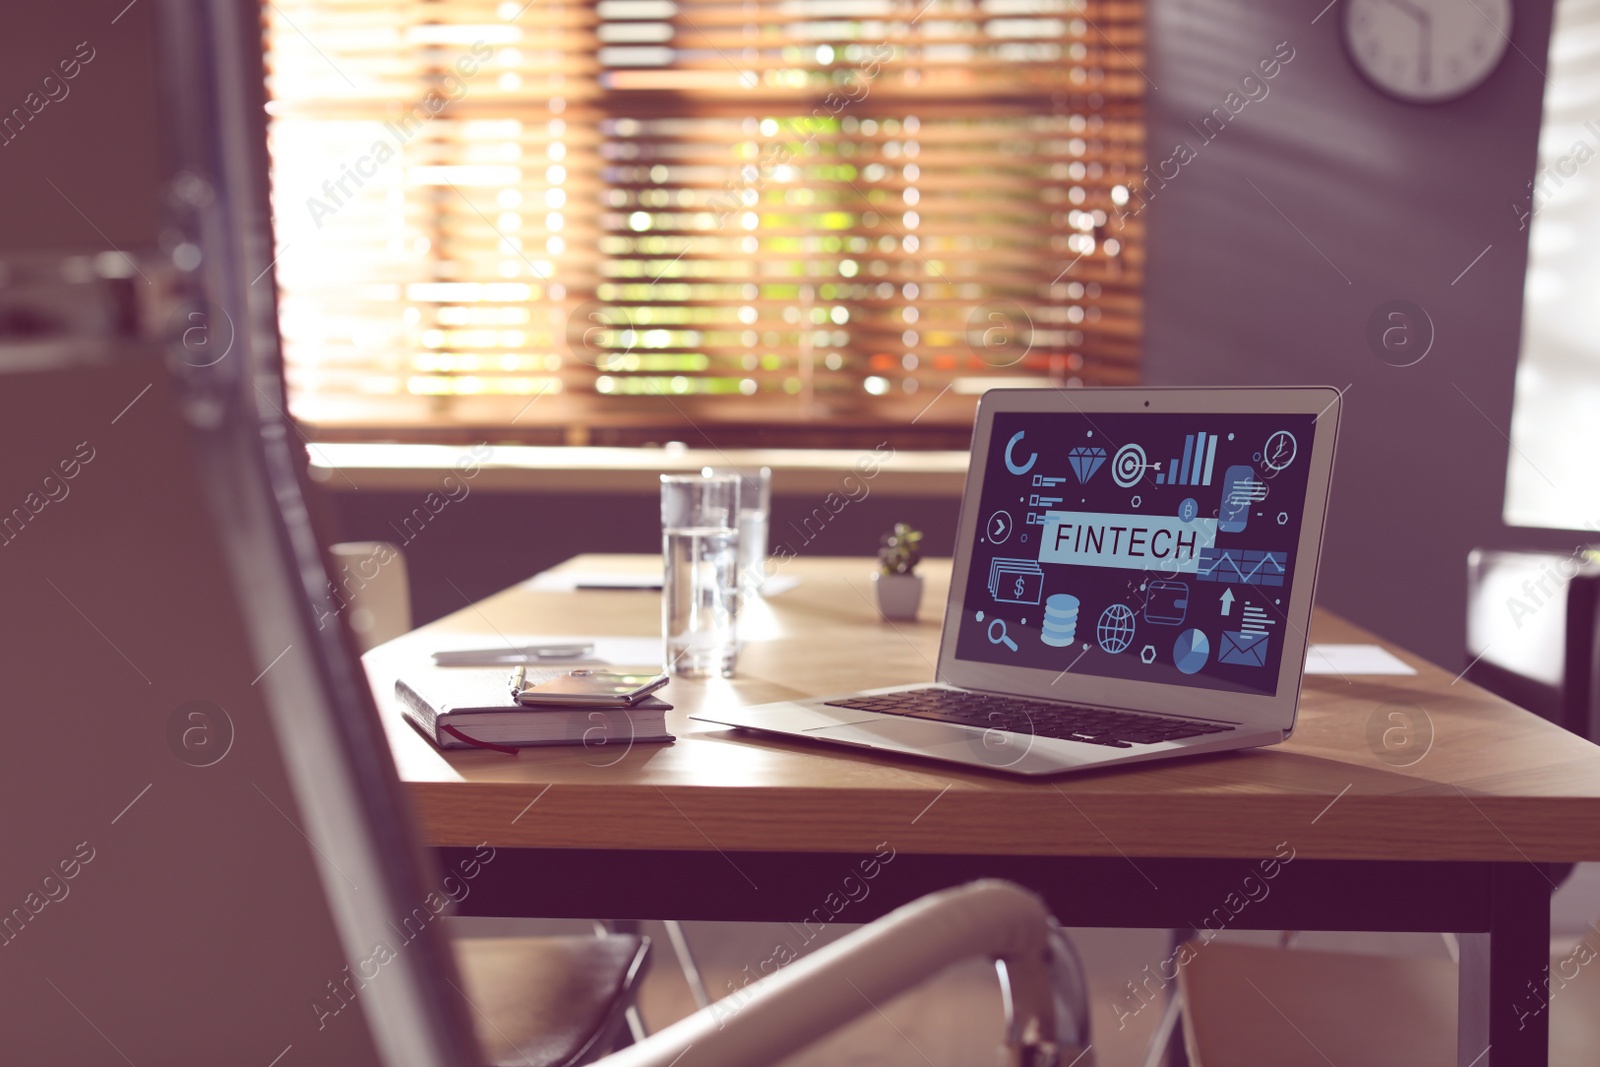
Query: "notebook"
398 668 675 751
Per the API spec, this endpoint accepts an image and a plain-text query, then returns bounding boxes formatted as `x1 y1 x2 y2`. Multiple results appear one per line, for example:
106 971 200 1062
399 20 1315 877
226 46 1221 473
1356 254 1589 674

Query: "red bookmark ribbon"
440 724 519 755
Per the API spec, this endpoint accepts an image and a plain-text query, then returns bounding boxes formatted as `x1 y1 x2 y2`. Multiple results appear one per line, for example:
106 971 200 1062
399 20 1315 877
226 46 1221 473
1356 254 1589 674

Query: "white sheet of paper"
1304 643 1416 676
752 575 800 596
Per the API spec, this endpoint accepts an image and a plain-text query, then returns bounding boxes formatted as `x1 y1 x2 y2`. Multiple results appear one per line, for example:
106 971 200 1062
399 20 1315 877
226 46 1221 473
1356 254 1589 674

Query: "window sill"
306 442 969 497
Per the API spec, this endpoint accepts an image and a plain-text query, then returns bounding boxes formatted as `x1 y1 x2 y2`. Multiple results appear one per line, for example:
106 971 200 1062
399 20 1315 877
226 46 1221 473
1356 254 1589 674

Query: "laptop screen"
954 408 1318 697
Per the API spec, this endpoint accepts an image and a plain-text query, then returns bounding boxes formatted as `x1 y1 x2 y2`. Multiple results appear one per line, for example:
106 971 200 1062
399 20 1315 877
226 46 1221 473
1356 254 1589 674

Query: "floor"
452 862 1600 1067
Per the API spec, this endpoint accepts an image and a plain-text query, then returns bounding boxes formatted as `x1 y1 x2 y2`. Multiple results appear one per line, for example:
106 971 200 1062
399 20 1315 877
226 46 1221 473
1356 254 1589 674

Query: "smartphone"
514 668 670 707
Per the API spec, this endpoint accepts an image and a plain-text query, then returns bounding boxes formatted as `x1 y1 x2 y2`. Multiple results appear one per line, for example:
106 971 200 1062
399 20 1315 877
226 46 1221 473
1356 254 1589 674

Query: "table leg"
1458 863 1551 1067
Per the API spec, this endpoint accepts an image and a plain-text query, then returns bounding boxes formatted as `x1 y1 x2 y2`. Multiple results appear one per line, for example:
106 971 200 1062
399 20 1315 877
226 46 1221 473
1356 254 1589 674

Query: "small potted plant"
873 522 925 621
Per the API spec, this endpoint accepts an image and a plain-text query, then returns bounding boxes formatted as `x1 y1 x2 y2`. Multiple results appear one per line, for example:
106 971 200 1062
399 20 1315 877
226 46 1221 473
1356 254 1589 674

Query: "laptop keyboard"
824 688 1234 748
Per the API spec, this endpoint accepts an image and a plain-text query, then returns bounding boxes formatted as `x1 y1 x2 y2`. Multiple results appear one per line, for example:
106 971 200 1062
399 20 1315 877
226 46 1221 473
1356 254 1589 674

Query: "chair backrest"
0 2 481 1064
1465 547 1600 741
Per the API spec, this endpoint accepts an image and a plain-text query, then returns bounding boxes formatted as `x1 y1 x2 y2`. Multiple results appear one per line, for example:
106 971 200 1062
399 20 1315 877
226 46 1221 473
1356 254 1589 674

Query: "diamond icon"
1068 446 1107 483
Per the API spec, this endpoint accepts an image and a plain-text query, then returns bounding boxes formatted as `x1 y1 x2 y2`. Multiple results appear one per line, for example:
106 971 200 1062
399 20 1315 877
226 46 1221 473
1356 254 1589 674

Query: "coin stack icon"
1041 594 1080 647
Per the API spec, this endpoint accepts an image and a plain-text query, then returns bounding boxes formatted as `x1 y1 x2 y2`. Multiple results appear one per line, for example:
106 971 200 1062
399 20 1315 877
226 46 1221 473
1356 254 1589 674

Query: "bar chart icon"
1154 431 1219 486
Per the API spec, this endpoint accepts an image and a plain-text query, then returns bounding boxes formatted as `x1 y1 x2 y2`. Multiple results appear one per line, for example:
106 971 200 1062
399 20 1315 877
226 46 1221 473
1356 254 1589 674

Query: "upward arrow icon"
1219 588 1234 616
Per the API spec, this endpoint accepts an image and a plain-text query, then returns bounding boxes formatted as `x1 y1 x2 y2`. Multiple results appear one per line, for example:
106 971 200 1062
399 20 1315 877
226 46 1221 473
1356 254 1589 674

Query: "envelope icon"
1219 630 1270 668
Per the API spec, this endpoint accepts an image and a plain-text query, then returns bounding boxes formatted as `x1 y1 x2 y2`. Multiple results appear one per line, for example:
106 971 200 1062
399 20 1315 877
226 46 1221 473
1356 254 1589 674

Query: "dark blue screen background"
954 410 1318 697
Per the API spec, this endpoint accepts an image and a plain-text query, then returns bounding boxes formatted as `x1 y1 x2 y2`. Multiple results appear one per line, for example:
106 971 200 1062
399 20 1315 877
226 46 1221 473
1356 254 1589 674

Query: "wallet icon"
1218 630 1270 667
1143 580 1189 626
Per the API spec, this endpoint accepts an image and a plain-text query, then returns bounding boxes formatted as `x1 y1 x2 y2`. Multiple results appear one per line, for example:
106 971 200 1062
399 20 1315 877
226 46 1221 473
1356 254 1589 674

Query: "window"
1505 0 1600 529
264 0 1144 447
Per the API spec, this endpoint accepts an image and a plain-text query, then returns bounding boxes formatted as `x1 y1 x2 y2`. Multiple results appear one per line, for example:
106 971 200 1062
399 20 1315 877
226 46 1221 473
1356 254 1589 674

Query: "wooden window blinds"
263 0 1144 446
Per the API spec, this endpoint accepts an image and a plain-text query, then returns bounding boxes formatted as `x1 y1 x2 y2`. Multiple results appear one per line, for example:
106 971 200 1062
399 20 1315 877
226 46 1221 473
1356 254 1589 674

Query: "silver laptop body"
693 386 1342 776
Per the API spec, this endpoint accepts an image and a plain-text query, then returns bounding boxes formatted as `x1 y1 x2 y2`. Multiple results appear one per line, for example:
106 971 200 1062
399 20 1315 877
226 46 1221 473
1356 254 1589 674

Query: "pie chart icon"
1173 628 1210 675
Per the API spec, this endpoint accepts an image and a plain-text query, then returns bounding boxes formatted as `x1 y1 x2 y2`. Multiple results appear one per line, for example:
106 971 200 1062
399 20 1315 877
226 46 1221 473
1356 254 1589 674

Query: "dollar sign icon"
1014 576 1025 598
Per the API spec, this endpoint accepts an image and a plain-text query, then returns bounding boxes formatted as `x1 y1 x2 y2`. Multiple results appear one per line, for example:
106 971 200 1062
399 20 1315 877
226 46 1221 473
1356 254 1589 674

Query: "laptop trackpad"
807 717 979 751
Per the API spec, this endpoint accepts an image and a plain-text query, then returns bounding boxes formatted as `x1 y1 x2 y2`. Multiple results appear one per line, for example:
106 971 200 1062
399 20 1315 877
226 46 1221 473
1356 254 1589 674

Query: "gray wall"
1140 0 1573 668
323 488 963 626
0 2 163 252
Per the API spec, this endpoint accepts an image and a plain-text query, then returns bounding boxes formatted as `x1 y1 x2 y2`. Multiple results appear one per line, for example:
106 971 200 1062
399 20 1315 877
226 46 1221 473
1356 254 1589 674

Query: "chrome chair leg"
663 920 712 1010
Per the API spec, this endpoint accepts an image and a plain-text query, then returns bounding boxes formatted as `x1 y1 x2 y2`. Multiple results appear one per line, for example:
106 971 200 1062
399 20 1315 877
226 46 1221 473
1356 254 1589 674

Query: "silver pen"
434 642 596 666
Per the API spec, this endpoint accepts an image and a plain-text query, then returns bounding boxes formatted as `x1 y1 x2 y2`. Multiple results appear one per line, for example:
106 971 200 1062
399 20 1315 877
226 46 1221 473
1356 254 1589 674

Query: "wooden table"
370 555 1600 1067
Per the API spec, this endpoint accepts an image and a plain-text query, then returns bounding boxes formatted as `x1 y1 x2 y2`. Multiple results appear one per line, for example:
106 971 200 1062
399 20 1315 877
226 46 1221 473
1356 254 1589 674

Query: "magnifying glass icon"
987 618 1019 652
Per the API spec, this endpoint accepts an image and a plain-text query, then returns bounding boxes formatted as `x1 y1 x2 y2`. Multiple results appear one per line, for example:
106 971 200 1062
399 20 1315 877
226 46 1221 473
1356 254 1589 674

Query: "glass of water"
660 473 741 678
702 465 771 596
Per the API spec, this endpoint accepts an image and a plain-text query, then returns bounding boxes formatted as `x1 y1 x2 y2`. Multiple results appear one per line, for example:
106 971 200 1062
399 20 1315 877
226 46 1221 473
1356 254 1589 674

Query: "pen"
434 642 596 665
508 664 526 697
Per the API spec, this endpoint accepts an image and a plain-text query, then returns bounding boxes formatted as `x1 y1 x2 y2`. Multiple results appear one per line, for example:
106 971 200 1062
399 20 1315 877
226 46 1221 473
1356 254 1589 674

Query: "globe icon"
1097 603 1136 654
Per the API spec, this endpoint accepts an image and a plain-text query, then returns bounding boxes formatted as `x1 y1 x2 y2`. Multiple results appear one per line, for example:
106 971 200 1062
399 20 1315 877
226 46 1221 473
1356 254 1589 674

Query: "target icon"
1112 443 1148 488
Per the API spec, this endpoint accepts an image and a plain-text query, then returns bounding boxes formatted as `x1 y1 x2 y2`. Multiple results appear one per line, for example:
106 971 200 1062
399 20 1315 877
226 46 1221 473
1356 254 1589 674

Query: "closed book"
397 669 674 751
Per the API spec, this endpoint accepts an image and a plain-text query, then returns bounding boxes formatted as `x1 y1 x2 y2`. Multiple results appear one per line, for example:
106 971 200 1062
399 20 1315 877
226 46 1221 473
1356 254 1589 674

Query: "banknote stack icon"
989 558 1044 604
1041 594 1080 647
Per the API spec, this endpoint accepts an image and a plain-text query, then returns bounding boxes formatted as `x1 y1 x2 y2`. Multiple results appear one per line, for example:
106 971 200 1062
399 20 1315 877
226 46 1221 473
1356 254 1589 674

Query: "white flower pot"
873 572 924 621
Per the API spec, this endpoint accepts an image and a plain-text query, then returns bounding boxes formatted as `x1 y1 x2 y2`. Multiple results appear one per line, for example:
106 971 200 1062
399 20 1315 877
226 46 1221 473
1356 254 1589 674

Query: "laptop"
693 386 1342 775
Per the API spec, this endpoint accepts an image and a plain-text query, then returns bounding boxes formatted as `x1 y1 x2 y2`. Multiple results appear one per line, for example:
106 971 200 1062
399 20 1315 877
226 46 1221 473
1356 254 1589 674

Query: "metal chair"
1174 546 1600 1065
1176 937 1600 1066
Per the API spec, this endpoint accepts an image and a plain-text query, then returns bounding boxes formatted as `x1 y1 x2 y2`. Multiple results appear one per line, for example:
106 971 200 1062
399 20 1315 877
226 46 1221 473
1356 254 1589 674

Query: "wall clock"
1343 0 1514 103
